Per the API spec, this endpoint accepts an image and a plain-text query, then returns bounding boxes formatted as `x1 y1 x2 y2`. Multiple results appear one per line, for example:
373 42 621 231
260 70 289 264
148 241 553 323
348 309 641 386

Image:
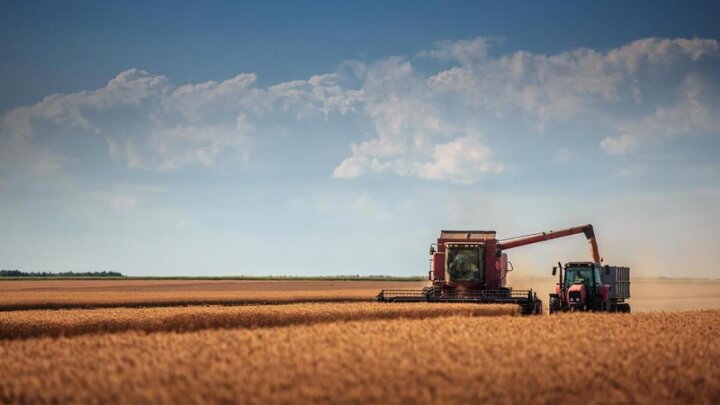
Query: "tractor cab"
562 262 602 290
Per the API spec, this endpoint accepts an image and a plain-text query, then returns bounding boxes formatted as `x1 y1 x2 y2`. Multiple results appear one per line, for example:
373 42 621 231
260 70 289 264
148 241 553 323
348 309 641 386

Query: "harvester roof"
439 230 496 240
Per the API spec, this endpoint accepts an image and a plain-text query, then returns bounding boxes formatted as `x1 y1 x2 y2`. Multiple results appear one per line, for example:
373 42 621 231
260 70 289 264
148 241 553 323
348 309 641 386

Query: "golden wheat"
0 280 427 310
0 303 518 339
4 278 720 312
1 311 718 404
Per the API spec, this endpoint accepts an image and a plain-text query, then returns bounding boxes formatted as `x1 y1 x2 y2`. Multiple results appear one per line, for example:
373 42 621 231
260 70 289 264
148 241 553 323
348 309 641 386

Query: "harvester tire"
618 303 631 313
534 299 543 315
548 295 560 314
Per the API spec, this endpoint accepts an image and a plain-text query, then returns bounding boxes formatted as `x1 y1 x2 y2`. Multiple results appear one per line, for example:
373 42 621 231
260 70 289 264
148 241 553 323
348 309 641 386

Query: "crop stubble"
0 310 718 404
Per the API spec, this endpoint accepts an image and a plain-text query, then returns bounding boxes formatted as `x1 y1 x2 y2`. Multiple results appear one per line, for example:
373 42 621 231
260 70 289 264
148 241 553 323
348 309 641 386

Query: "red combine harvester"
377 224 605 315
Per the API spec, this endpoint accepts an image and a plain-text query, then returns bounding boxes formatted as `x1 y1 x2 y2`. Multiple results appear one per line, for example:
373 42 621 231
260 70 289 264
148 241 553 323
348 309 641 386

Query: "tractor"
549 261 631 313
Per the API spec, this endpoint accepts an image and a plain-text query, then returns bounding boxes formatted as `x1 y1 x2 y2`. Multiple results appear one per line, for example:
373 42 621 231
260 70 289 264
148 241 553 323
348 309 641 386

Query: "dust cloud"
508 274 720 312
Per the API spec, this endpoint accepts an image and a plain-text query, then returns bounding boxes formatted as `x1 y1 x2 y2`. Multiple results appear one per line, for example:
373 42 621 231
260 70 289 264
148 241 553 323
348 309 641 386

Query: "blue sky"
1 1 719 277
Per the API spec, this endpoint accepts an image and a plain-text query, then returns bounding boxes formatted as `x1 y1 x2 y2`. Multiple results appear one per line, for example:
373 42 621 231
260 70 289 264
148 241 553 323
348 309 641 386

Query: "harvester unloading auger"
376 224 603 315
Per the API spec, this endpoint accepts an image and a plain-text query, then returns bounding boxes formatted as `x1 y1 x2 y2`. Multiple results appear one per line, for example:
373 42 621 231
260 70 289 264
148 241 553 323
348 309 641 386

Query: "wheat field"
1 279 719 404
1 310 718 404
0 280 427 310
3 278 720 312
0 302 518 339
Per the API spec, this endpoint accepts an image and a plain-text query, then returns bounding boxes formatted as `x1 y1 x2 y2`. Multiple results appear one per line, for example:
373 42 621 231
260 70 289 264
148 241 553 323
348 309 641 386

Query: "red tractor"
377 224 606 315
549 262 631 313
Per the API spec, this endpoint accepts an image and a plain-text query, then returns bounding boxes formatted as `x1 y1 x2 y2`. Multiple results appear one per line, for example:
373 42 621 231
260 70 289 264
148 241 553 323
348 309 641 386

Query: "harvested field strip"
0 294 373 311
0 280 430 311
1 311 718 404
0 303 518 340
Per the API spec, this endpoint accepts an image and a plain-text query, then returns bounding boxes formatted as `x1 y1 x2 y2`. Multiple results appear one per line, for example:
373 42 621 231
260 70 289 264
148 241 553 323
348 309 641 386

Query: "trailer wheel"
618 303 631 313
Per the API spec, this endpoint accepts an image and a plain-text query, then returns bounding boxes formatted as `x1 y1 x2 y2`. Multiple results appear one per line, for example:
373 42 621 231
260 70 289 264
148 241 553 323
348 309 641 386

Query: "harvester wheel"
618 303 631 313
548 295 560 314
534 299 543 315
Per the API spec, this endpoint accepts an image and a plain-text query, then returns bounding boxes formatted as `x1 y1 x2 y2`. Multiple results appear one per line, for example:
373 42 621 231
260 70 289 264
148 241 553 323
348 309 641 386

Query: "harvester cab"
445 243 484 282
549 262 631 313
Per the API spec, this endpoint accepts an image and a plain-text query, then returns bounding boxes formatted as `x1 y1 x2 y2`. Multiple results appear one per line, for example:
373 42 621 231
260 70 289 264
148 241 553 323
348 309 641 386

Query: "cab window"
564 268 594 288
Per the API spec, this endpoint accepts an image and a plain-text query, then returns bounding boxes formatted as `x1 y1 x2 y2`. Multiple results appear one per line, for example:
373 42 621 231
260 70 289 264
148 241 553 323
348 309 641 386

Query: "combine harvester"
377 224 630 315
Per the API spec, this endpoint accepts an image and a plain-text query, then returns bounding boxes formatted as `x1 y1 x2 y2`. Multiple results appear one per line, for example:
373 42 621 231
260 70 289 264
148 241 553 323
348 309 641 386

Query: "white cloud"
270 73 362 118
601 133 639 155
162 73 265 121
415 136 502 183
111 114 253 171
605 74 720 153
418 37 490 65
332 57 502 183
426 37 719 126
1 37 718 182
335 36 720 177
0 68 358 173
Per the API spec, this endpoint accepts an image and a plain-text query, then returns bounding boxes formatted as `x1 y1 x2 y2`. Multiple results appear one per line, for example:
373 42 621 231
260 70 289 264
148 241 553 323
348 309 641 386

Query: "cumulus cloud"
418 37 490 65
1 37 719 182
338 36 720 177
416 137 502 182
0 68 357 173
332 57 502 182
602 73 720 154
425 37 719 125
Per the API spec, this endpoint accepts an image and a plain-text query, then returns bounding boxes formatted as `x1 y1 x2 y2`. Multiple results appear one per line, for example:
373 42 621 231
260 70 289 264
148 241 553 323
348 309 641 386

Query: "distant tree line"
0 270 124 277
